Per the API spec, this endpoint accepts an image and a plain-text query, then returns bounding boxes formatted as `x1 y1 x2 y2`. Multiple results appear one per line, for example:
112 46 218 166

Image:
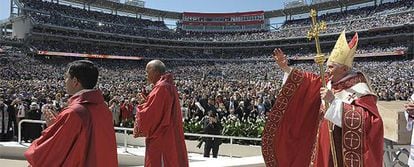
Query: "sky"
1 0 10 20
0 0 289 20
144 0 286 13
0 0 391 21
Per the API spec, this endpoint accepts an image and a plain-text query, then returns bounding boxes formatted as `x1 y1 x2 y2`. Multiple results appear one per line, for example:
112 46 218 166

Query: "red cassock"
135 73 189 167
24 90 118 167
261 69 383 167
121 103 133 120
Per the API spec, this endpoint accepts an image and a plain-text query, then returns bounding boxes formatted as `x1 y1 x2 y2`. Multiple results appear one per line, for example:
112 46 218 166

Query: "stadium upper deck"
57 0 374 20
19 0 412 39
2 0 413 60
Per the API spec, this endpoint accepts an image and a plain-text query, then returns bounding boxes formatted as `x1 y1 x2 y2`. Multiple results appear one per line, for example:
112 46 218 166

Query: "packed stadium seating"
0 0 413 142
22 0 413 41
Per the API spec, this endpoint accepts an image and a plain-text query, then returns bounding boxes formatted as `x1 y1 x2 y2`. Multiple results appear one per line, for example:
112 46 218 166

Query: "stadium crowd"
21 0 413 41
29 39 408 60
0 46 413 141
0 0 412 143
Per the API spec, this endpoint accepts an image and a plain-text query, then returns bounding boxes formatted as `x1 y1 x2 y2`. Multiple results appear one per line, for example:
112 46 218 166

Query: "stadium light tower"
106 0 121 3
125 0 145 7
10 0 20 18
311 0 333 5
283 0 308 9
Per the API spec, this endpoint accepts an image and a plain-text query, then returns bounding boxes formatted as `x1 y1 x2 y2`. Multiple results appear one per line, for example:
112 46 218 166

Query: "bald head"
145 60 166 84
147 60 166 74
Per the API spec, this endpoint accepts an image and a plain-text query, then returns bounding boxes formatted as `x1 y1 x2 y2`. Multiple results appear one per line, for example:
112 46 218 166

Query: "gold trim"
342 104 364 167
261 69 303 167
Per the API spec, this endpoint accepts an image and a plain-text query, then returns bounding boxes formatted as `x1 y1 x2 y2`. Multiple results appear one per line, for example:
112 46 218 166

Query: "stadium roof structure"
63 0 182 19
265 0 373 18
59 0 372 19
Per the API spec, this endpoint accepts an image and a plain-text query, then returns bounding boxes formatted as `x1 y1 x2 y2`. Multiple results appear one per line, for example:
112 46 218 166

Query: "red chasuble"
134 73 189 167
262 69 383 167
24 90 118 167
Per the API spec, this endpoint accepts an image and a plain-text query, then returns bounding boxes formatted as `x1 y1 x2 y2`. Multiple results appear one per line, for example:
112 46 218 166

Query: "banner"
37 51 143 60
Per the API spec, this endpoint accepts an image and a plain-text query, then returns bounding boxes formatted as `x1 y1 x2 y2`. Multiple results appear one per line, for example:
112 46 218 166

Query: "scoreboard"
180 11 269 32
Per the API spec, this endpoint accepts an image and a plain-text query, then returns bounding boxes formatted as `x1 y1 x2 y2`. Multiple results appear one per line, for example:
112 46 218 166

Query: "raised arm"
272 48 292 73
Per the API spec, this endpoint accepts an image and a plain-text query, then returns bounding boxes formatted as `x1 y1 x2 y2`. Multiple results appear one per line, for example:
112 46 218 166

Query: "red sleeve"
24 109 82 167
134 85 173 138
262 69 323 167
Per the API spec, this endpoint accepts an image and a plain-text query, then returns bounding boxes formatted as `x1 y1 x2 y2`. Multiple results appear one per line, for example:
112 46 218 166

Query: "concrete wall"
0 142 144 166
12 16 32 39
115 133 262 157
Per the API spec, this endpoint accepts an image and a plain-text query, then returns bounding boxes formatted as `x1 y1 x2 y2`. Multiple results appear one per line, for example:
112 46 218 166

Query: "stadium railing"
17 119 409 165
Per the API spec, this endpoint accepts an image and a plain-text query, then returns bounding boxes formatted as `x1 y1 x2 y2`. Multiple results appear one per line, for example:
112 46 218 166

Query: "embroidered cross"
345 133 359 148
346 112 360 126
276 97 288 110
347 92 357 102
345 153 360 167
291 71 302 82
273 110 283 122
282 83 295 96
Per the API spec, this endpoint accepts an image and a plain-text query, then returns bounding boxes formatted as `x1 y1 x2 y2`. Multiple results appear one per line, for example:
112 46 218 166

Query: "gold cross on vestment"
345 153 360 167
346 112 360 126
344 132 360 148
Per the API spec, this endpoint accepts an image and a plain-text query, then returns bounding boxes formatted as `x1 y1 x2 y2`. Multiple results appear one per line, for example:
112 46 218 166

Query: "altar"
378 101 411 144
378 101 411 166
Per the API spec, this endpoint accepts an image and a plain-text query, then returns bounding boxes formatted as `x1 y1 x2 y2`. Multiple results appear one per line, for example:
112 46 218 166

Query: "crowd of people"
0 1 411 165
0 46 413 142
0 0 412 147
28 38 409 60
22 0 167 30
21 0 413 41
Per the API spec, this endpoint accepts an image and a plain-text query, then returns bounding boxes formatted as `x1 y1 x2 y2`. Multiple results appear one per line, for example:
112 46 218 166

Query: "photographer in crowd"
202 110 222 158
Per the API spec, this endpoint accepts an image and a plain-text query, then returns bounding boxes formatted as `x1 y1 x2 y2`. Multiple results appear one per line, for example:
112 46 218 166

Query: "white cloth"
405 112 414 167
1 104 9 133
111 104 120 125
334 82 374 104
281 72 289 86
323 81 343 127
17 104 25 118
323 77 375 128
229 100 234 112
324 98 343 127
406 94 414 166
406 112 414 131
195 102 205 112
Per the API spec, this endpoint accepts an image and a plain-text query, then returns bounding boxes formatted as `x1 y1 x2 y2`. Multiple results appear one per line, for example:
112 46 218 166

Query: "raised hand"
272 48 291 73
314 54 326 65
42 104 57 126
320 87 334 103
138 93 147 105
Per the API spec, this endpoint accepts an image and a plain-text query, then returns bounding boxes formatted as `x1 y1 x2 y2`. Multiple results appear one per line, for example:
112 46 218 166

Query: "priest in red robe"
261 31 384 167
133 60 189 167
24 60 118 167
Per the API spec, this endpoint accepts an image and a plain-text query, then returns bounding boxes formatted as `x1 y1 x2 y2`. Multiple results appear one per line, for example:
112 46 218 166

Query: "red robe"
24 90 118 167
262 69 383 167
134 73 189 167
121 103 133 120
